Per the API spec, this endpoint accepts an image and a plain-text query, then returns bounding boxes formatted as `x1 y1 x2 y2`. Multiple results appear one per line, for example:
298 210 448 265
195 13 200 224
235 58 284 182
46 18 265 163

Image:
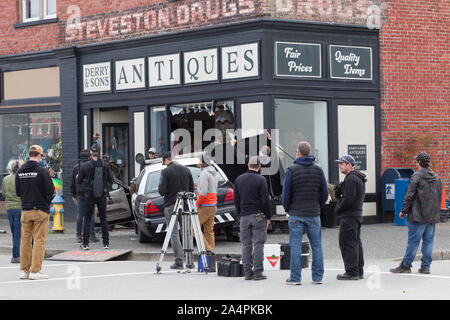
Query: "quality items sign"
330 45 372 80
275 41 321 78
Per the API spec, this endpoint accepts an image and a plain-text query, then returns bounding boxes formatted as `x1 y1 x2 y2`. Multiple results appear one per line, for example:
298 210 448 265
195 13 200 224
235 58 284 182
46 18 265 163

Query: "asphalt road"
1 254 449 300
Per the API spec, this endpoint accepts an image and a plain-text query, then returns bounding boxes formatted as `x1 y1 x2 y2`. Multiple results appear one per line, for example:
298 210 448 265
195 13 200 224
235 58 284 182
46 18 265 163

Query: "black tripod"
156 192 209 274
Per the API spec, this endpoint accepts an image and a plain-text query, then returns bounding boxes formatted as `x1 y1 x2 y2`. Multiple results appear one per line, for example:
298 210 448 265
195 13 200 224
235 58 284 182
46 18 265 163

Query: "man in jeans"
234 156 272 281
15 145 55 280
335 154 367 280
158 151 195 269
282 141 328 285
390 152 442 274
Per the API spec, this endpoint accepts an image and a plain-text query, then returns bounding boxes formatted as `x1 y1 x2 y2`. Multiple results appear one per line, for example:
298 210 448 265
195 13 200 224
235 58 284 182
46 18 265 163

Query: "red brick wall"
379 0 449 192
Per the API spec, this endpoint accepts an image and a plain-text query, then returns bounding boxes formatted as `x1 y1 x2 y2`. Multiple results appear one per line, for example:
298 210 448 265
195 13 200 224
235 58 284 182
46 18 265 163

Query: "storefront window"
0 112 61 192
150 106 167 157
169 100 235 153
274 99 329 180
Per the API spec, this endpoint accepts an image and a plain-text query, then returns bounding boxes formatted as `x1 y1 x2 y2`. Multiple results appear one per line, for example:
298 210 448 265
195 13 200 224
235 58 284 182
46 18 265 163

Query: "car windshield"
144 164 224 194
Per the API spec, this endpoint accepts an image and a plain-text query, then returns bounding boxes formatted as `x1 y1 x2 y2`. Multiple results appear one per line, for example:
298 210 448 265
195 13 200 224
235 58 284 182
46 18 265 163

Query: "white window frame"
22 0 40 23
21 0 57 23
44 0 57 19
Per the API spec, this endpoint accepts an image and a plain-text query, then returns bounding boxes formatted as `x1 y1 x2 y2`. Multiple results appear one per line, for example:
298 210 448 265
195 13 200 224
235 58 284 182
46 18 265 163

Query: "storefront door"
102 123 129 184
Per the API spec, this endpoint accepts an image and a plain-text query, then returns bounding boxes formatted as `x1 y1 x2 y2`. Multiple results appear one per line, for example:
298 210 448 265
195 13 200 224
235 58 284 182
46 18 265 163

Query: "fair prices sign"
83 62 111 93
275 41 321 78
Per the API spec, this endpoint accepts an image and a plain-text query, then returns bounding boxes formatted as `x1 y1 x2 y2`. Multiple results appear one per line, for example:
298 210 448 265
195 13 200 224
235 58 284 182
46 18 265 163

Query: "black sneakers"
390 262 411 274
170 263 184 270
80 244 90 250
336 273 359 280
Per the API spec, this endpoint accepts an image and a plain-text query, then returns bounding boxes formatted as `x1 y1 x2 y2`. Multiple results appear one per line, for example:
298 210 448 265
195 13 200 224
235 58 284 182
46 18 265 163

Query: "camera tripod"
156 192 209 274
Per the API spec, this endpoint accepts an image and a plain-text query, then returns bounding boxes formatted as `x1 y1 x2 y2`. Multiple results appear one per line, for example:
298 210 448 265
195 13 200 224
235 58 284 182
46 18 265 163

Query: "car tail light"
223 188 234 205
144 200 160 216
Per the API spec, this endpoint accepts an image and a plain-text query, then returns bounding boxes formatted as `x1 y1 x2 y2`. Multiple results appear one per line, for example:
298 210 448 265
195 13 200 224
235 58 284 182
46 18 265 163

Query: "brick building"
0 0 448 221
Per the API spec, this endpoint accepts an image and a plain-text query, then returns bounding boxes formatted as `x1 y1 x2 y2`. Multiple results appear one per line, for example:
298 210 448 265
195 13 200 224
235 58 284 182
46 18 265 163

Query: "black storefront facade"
0 19 381 221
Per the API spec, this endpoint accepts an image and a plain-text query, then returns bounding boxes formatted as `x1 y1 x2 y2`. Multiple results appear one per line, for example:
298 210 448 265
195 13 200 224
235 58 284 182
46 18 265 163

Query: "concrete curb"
0 245 239 262
2 244 449 262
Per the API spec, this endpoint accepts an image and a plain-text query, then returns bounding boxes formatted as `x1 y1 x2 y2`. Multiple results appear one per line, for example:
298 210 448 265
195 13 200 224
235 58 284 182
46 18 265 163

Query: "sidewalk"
1 216 449 262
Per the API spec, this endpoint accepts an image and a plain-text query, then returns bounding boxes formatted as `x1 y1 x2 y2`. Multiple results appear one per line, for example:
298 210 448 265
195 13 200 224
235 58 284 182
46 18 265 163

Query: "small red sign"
266 254 279 267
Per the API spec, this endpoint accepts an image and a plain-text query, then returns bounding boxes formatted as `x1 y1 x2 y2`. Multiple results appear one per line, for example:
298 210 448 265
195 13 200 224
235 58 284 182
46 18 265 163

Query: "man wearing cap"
158 151 195 269
77 143 114 250
390 152 442 274
335 154 367 280
148 147 157 160
15 145 55 280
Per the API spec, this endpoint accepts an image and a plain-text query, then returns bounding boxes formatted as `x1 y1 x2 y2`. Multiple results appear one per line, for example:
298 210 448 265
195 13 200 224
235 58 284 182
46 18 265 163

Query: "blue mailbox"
394 179 409 226
381 168 414 222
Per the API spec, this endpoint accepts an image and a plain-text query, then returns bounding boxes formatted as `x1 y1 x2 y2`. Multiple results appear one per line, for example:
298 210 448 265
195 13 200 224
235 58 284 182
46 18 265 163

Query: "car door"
96 178 134 225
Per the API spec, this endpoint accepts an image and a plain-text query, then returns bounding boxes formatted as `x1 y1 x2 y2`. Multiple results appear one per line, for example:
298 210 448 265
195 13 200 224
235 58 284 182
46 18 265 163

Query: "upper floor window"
22 0 56 23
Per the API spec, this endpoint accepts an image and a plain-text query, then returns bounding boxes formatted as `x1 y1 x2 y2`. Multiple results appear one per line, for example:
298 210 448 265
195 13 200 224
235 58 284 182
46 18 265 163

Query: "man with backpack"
77 143 114 250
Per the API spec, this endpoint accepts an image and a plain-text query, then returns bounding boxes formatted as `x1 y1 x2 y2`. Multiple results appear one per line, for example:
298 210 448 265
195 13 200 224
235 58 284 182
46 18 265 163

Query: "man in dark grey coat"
390 152 442 274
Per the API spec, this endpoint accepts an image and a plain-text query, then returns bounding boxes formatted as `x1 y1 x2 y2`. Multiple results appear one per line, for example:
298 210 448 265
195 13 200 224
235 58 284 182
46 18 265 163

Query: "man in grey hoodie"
195 155 218 252
390 152 443 274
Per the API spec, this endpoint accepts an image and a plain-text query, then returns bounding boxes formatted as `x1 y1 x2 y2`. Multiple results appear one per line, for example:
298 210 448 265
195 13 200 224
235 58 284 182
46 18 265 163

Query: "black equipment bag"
280 242 310 269
217 256 243 277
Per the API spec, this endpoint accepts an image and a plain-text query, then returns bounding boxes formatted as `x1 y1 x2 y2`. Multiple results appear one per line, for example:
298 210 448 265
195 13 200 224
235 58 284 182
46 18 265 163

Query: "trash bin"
394 179 409 226
381 168 414 222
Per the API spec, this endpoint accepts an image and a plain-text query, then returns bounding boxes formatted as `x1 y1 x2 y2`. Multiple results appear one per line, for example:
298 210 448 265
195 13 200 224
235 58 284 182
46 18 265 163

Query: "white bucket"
263 244 281 271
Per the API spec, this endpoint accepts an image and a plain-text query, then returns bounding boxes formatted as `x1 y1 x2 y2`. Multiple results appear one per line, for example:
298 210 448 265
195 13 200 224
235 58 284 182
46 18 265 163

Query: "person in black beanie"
77 143 114 250
71 149 99 244
335 154 367 280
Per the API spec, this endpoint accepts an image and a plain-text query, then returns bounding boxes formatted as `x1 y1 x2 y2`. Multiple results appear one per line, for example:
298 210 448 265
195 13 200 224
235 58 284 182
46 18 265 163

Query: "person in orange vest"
195 154 218 253
390 152 443 274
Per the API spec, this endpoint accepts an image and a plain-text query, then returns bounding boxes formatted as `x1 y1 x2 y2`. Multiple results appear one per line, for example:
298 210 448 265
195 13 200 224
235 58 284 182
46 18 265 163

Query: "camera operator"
158 151 195 270
77 143 114 250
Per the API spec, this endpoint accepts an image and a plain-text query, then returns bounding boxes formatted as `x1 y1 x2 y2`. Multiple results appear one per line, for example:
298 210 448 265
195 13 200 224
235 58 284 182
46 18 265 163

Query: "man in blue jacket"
282 141 328 285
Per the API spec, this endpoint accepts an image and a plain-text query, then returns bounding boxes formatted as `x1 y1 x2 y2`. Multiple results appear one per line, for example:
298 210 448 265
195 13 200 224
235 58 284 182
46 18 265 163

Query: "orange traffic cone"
441 187 447 210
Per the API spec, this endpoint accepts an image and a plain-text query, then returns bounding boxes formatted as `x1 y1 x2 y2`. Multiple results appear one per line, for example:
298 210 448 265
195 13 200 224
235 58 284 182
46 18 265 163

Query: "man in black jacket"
158 151 195 269
390 152 442 274
282 141 328 285
71 149 98 243
77 143 114 250
335 154 367 280
234 156 272 281
16 145 55 280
